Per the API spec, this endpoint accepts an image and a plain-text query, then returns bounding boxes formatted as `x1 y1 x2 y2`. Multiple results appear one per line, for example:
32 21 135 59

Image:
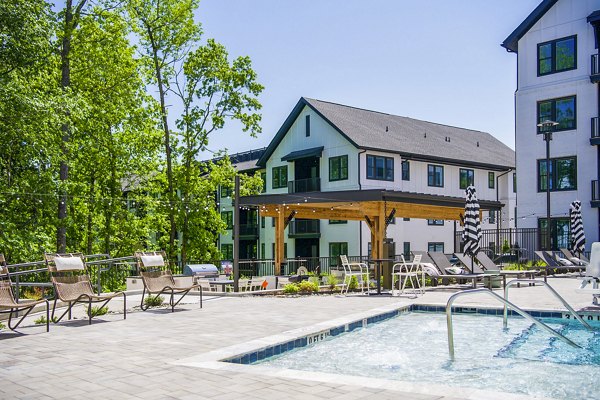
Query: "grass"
87 306 109 317
144 295 164 307
34 315 59 325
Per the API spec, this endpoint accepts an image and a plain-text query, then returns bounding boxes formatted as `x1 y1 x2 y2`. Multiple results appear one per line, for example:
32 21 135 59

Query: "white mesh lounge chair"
339 255 369 295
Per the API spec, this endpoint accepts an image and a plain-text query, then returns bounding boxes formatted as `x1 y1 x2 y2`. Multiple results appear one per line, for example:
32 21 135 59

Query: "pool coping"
173 303 599 400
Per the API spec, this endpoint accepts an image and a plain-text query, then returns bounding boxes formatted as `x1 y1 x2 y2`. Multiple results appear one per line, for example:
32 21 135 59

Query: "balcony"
592 117 600 145
592 54 600 83
288 177 321 193
288 220 321 238
593 180 600 208
235 224 259 240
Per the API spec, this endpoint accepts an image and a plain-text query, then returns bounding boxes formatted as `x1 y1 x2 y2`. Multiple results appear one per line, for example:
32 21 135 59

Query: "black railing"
288 220 320 237
593 180 600 202
288 177 321 193
592 54 600 80
455 228 539 262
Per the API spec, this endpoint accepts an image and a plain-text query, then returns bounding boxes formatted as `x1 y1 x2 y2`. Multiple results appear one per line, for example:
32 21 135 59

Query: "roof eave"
501 0 559 54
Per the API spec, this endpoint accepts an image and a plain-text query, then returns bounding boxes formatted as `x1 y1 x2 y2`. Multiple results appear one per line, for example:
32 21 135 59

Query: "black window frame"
329 242 348 266
272 165 288 189
305 115 310 137
427 164 444 187
221 211 233 230
260 171 267 193
537 156 577 192
221 186 232 198
403 242 411 257
488 172 495 189
401 160 410 181
489 210 496 224
221 243 233 260
428 242 444 253
366 155 394 181
537 35 577 76
513 173 517 193
329 220 347 224
427 219 444 226
459 168 474 190
329 155 348 181
537 96 576 133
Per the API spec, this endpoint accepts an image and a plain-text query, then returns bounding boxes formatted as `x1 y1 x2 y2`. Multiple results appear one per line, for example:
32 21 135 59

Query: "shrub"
0 321 5 330
144 295 164 307
282 283 299 294
87 306 108 317
34 316 58 325
348 275 358 291
326 274 338 289
298 280 319 293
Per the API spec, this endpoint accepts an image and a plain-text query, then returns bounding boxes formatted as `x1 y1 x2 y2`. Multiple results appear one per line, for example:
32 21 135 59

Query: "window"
261 216 265 228
537 157 577 192
260 172 266 193
329 220 347 224
538 217 570 250
329 242 348 266
537 36 576 76
272 217 275 227
403 218 410 222
489 210 496 224
513 173 517 193
537 96 576 132
272 165 288 189
221 244 233 260
401 160 410 181
403 242 411 257
221 186 232 198
488 172 495 189
459 168 474 189
329 155 348 181
427 219 444 226
366 155 394 181
221 211 233 229
428 242 444 253
428 164 444 187
305 115 310 137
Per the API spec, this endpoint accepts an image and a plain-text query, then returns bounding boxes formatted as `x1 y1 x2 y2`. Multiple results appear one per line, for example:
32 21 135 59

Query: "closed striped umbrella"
570 200 585 257
462 186 482 257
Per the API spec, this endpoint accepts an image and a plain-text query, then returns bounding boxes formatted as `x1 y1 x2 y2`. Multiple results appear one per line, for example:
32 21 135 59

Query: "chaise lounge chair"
475 251 539 281
44 253 126 325
535 251 583 278
446 252 499 289
1 254 50 332
559 248 589 265
134 251 202 311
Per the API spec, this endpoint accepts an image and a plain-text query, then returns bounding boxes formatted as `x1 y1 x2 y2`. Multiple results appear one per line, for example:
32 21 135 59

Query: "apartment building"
502 0 600 250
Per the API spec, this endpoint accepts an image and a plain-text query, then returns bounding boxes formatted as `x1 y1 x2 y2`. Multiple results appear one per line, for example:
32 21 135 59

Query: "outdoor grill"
183 264 220 279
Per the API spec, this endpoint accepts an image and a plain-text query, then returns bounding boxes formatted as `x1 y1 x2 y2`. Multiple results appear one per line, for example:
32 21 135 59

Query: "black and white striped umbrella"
570 200 585 256
462 186 481 257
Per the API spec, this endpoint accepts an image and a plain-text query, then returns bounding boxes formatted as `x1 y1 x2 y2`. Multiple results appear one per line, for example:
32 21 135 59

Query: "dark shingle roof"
501 0 558 53
257 97 514 170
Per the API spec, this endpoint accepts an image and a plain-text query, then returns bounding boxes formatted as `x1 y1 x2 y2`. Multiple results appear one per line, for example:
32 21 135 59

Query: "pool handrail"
503 279 593 331
446 288 581 361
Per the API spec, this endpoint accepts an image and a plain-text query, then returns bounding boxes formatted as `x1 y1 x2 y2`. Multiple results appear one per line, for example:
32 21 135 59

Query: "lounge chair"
453 253 501 289
339 255 369 295
134 251 201 311
535 251 583 277
391 254 423 297
1 254 50 332
559 248 589 265
44 253 126 325
577 242 600 305
476 251 539 281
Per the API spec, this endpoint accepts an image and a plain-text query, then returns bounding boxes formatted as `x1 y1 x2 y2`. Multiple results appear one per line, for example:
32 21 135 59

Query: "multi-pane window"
489 210 496 224
537 36 576 76
329 242 348 266
459 168 474 189
538 218 570 250
538 157 577 192
272 165 288 189
366 155 394 181
428 164 444 187
221 186 232 198
221 244 233 260
488 172 495 189
427 219 444 226
221 211 233 229
401 160 410 181
329 155 348 181
428 242 444 253
537 96 576 132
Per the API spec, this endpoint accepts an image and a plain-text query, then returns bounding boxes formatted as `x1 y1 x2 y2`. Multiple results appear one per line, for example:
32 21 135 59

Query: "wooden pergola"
240 189 503 275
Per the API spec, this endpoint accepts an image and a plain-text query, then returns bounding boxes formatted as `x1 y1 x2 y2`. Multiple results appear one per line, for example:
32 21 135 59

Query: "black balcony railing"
288 177 321 193
237 224 259 238
592 54 600 82
288 220 320 237
593 180 600 206
592 117 600 145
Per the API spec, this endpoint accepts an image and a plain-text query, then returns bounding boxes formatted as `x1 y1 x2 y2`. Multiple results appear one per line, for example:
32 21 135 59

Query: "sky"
194 0 541 157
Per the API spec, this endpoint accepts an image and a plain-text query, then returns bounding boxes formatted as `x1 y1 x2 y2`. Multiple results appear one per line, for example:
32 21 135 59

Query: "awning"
281 146 324 162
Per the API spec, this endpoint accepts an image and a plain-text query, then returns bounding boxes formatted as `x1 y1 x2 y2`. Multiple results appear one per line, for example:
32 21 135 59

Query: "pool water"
257 312 600 400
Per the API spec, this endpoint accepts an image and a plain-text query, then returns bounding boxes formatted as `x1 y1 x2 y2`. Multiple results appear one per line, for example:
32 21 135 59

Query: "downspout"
358 149 367 258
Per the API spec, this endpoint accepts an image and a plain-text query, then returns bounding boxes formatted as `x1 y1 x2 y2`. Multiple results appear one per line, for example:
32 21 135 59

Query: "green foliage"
144 295 164 307
87 305 108 317
34 315 59 325
0 321 5 330
297 280 319 293
282 283 299 295
348 275 358 291
502 239 510 253
503 263 521 271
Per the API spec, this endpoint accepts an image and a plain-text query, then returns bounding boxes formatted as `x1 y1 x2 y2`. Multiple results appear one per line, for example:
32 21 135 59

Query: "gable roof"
501 0 559 52
258 97 514 171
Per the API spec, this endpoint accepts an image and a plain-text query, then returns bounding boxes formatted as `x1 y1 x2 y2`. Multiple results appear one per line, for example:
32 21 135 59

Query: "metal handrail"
446 288 580 360
503 279 593 331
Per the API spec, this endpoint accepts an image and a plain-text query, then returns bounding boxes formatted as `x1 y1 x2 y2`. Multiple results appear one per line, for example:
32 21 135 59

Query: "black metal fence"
455 228 539 263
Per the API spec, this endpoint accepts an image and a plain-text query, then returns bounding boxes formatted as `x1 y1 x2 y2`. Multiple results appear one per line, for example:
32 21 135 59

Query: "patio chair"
536 251 583 275
339 255 369 295
453 253 501 289
196 279 218 293
577 242 600 305
559 248 589 265
476 251 539 281
44 253 126 325
391 254 423 297
134 251 201 312
0 254 50 332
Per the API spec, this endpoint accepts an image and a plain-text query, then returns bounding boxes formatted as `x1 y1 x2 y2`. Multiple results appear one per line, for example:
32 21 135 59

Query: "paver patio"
0 276 596 399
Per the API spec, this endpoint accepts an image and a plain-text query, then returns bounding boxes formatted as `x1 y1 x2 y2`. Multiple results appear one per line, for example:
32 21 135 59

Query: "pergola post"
274 209 285 275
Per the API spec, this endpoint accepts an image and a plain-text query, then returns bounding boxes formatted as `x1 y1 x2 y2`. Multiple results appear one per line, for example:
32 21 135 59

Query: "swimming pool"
256 311 600 400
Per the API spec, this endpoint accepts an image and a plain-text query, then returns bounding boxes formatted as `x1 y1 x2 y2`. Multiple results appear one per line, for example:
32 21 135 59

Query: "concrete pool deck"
1 276 597 399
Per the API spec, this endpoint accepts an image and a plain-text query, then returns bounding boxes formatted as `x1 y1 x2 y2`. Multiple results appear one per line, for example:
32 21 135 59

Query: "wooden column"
274 209 285 275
